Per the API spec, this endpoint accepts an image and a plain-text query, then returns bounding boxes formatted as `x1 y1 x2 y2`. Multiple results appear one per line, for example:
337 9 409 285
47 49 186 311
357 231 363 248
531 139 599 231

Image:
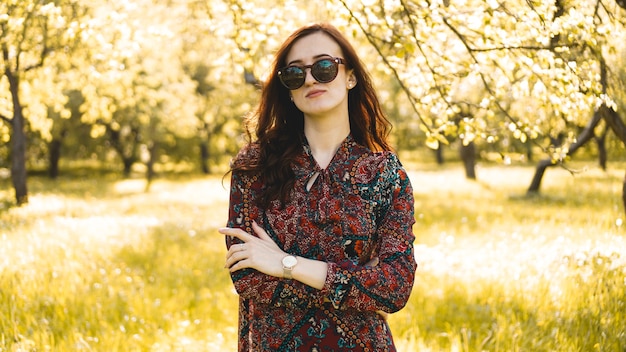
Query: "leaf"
425 135 440 150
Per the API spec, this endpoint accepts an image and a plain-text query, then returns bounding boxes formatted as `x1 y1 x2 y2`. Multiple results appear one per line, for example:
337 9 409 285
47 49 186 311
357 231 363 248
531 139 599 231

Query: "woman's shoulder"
231 142 261 169
348 144 405 183
351 141 402 169
372 149 402 166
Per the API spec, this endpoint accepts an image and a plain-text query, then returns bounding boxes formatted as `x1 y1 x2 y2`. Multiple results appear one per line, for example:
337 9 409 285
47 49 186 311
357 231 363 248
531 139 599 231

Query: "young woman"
219 23 417 351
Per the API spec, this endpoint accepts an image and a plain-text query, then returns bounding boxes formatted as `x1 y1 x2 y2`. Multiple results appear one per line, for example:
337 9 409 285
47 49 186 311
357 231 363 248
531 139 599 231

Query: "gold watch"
281 255 298 279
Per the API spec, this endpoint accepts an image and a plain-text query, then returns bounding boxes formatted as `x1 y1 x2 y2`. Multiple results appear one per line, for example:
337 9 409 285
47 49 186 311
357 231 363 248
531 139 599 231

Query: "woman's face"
284 32 355 119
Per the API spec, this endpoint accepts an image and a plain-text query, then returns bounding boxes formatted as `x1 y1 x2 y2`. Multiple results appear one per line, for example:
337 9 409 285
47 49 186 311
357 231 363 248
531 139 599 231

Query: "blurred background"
1 0 625 202
1 0 625 351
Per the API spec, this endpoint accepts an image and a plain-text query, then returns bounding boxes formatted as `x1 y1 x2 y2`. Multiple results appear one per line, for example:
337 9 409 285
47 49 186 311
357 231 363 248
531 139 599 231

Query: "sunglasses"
278 57 346 90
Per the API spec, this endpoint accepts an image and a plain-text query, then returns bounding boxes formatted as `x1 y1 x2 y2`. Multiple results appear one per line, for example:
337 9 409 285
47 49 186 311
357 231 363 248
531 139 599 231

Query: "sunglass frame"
278 57 346 90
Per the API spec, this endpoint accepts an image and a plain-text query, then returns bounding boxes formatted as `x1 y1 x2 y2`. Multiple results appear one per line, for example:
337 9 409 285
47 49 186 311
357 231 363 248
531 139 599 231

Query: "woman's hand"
219 221 286 278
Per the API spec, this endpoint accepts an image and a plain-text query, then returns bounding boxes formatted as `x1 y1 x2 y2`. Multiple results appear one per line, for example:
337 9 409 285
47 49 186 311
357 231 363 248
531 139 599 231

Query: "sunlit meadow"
1 161 625 351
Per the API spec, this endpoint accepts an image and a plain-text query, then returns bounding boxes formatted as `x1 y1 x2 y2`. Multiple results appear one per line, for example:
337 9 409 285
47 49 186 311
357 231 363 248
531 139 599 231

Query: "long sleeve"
322 153 416 313
226 138 416 351
225 141 416 312
225 166 327 309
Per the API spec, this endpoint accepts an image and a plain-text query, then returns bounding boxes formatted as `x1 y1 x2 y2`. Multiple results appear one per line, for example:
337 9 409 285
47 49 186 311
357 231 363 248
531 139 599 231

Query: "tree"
333 0 626 212
47 89 86 178
3 0 624 208
78 1 199 180
0 0 86 205
522 2 626 212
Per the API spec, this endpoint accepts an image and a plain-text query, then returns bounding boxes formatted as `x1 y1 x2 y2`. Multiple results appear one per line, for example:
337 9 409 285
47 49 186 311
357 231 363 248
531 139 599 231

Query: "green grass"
1 162 625 351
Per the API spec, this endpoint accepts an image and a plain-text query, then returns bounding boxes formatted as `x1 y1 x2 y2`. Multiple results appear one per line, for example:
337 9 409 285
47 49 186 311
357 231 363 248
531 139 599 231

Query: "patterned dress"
226 135 417 352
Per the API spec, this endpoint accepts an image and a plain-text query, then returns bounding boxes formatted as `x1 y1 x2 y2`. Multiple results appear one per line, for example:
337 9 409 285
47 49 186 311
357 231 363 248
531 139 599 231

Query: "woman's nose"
303 67 316 85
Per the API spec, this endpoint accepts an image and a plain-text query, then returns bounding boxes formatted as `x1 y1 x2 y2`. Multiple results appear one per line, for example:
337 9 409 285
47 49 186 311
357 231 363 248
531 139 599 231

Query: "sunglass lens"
279 66 305 90
312 59 338 83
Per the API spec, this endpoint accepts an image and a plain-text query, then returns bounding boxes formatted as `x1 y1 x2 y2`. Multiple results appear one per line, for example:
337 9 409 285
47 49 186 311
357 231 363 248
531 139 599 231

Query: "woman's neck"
304 115 350 169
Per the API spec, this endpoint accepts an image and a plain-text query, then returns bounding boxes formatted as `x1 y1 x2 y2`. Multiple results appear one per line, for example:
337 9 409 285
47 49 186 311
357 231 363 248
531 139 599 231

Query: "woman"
219 23 417 351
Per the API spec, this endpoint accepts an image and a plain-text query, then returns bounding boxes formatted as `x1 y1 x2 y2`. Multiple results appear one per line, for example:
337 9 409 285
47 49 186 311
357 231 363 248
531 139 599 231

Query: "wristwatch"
281 255 298 279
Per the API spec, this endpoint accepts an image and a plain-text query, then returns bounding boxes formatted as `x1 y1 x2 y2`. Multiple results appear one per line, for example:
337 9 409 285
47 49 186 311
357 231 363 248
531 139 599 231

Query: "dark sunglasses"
278 57 346 90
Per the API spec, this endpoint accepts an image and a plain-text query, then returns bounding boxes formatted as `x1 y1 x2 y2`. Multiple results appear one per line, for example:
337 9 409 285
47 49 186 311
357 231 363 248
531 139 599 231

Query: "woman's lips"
306 89 325 98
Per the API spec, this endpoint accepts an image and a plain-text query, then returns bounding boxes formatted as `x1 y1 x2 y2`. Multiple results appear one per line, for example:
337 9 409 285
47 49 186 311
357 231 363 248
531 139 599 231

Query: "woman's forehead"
286 32 342 64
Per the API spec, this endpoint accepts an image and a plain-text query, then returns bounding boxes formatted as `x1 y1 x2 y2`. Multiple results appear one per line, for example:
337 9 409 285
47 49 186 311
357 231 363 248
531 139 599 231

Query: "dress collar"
295 134 354 176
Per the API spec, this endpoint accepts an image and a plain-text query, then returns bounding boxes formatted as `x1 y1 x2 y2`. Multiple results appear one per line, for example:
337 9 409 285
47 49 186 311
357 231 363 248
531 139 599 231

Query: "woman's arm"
222 153 416 312
222 170 330 309
322 154 417 313
221 222 329 290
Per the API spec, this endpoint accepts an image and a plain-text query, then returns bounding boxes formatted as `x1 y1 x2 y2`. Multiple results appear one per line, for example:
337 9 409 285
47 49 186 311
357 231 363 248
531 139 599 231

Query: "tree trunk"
146 141 157 189
527 159 554 193
459 141 476 180
48 129 67 179
525 140 533 162
48 138 62 179
6 69 28 205
623 170 626 215
601 104 626 143
122 158 134 177
200 141 210 174
598 105 626 216
527 106 603 194
434 145 444 165
106 124 139 177
595 126 608 171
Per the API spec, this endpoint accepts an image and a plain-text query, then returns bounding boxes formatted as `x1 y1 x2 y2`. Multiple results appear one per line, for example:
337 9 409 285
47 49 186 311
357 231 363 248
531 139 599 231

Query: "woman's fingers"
225 243 249 269
219 227 250 243
220 223 279 251
226 242 247 257
220 223 285 277
225 252 246 270
251 221 272 241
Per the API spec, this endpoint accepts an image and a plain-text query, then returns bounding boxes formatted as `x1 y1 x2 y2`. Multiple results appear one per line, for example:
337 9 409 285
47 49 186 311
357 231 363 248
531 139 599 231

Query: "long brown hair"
232 23 392 207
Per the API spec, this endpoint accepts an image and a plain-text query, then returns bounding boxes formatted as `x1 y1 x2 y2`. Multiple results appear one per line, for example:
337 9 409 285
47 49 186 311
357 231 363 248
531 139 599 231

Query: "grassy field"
1 161 625 351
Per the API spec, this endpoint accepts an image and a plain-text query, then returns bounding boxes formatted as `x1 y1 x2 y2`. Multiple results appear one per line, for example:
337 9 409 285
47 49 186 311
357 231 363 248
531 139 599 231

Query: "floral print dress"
225 135 417 352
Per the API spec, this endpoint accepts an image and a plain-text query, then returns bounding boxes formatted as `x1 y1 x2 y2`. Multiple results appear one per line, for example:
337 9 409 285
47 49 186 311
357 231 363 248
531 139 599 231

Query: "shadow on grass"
0 174 121 211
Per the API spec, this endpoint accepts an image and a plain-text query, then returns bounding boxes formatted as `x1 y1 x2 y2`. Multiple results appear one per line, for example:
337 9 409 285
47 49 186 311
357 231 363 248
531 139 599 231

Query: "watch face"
282 255 297 268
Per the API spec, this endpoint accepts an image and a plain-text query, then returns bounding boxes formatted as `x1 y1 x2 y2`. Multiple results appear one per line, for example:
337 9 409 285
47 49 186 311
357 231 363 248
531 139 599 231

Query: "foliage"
1 0 626 204
1 164 624 351
333 0 626 158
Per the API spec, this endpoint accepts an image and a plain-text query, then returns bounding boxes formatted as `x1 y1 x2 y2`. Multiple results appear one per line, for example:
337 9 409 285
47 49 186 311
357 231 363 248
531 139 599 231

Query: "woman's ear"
347 72 357 89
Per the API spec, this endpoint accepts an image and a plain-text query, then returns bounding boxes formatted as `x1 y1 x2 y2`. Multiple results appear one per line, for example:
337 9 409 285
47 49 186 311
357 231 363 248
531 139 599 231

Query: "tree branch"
0 113 11 124
440 15 524 135
337 0 432 133
601 105 626 143
527 108 603 193
469 44 574 52
24 14 49 72
400 0 455 115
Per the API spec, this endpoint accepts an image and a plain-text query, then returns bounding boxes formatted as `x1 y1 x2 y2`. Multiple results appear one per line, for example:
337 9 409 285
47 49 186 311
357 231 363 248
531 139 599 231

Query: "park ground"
1 161 625 351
